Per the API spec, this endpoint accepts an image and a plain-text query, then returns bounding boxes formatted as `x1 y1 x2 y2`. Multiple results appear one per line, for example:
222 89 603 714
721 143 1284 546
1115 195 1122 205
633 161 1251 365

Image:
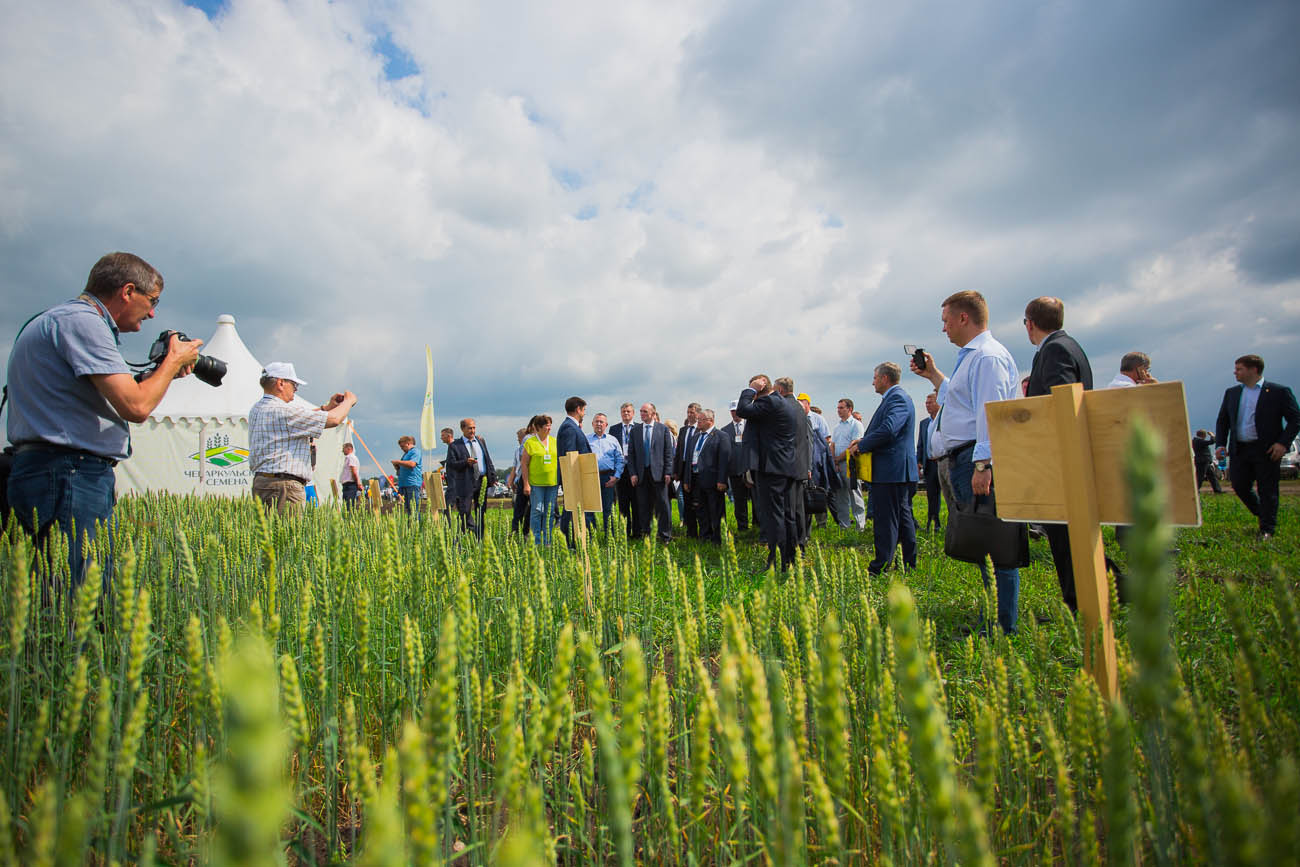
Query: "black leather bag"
804 484 829 515
944 496 1028 569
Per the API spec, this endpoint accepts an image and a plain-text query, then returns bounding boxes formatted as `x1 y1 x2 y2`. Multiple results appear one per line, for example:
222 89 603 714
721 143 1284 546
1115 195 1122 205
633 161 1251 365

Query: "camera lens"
193 355 227 387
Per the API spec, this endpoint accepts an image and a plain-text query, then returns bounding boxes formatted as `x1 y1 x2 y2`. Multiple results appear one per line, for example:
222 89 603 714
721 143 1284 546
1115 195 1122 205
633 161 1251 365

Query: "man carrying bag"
912 290 1024 634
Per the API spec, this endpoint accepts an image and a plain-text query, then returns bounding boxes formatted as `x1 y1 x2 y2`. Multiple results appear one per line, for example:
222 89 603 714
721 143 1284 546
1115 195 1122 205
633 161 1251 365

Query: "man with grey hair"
627 401 675 541
248 362 356 512
850 362 918 575
6 252 202 589
674 401 703 538
1107 351 1156 388
681 408 731 542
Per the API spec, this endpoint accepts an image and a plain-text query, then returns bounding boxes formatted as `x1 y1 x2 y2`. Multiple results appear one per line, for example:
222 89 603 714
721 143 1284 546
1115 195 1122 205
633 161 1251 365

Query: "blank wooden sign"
559 452 602 513
424 470 446 511
986 381 1201 527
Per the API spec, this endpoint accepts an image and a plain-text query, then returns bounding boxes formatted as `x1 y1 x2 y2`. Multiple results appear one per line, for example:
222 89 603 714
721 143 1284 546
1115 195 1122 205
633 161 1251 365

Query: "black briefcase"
805 484 829 515
944 497 1028 569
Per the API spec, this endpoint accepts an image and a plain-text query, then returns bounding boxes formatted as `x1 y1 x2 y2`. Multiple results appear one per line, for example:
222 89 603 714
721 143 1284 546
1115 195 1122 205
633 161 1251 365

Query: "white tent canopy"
115 314 349 498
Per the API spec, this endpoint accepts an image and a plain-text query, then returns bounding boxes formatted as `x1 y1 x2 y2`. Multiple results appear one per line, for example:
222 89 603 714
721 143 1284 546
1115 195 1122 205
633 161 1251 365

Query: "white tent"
115 314 350 498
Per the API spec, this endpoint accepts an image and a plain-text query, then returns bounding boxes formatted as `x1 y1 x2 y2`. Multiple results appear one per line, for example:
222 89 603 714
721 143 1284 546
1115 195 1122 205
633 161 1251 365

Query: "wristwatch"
974 461 991 472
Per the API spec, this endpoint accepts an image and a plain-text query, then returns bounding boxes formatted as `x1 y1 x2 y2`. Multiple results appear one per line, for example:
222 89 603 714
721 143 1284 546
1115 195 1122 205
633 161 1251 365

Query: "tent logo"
191 445 250 468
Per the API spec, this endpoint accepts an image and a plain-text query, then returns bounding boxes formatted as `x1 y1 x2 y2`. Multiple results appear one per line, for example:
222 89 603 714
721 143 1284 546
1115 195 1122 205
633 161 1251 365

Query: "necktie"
644 426 652 469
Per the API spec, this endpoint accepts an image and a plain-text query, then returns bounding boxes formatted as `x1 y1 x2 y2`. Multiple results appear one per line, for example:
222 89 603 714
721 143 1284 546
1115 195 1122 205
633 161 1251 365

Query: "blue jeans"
529 485 559 545
399 485 422 514
942 444 1019 634
7 449 117 592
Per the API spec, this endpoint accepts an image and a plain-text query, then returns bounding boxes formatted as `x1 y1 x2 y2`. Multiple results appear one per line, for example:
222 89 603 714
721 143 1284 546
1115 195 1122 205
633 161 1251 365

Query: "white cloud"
1 0 1298 456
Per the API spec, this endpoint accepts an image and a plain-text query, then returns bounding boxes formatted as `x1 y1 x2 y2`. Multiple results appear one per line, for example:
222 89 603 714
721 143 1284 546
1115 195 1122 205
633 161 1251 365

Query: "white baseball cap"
263 362 308 385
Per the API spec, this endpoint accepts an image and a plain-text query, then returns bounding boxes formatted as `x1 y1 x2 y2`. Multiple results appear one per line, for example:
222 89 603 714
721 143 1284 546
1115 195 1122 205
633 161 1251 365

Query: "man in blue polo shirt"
6 252 201 589
391 435 424 514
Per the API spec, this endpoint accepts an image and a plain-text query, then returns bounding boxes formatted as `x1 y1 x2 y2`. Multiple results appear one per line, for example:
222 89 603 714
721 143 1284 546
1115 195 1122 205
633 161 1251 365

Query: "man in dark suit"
556 396 596 543
850 363 918 575
737 374 807 570
719 401 753 532
626 401 676 542
681 409 731 543
445 418 496 537
1023 296 1094 610
916 391 942 532
673 402 702 538
607 402 639 537
1215 353 1300 539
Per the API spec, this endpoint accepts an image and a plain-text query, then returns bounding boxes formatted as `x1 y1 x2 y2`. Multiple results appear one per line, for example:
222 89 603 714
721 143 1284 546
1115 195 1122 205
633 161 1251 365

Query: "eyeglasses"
133 286 161 309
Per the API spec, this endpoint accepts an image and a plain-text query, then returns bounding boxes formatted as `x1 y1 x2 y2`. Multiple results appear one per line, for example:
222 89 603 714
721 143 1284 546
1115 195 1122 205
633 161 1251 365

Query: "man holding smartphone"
910 291 1022 634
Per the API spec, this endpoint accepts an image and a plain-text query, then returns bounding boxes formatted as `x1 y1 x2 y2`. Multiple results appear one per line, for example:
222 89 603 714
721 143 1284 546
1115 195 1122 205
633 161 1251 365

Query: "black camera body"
904 344 927 371
136 330 227 387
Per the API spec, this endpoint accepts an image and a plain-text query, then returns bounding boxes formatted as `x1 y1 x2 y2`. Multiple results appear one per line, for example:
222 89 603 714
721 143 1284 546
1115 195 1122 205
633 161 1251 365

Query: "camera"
904 344 927 371
136 330 227 387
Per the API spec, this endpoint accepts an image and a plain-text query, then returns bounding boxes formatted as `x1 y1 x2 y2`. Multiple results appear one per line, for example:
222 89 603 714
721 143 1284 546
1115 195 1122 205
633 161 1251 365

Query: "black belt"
936 440 977 461
13 441 117 467
256 471 308 485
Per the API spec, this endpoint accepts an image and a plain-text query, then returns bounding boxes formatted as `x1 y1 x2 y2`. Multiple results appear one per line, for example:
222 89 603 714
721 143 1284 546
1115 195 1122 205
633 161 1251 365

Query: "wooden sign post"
558 452 602 543
368 478 382 514
424 470 446 523
985 381 1200 699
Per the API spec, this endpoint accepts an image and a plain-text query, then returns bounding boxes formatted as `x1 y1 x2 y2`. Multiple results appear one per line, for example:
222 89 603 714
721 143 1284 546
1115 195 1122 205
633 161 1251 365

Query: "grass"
0 463 1295 864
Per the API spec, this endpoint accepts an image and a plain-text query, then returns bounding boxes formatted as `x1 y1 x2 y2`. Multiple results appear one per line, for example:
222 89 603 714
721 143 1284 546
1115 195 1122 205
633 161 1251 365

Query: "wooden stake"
1052 383 1118 699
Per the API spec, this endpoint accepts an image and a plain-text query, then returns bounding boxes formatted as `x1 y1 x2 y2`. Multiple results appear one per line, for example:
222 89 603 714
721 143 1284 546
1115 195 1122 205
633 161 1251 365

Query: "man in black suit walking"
681 409 731 543
1216 354 1300 539
607 402 639 537
719 401 753 532
1023 296 1094 611
737 374 808 570
445 418 496 537
627 402 676 542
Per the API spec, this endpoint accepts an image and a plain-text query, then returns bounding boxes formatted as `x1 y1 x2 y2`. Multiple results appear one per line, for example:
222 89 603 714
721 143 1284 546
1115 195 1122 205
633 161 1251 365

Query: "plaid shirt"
248 394 327 480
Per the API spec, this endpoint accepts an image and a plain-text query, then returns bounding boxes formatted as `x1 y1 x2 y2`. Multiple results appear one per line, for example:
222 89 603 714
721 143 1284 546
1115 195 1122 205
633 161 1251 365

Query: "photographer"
5 252 201 590
248 362 356 513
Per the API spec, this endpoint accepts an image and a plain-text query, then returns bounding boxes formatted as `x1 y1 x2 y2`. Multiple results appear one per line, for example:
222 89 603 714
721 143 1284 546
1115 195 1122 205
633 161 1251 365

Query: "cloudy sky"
3 0 1297 472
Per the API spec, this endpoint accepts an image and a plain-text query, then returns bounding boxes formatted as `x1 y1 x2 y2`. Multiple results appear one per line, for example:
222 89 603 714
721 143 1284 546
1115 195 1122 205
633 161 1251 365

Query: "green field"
1 440 1297 865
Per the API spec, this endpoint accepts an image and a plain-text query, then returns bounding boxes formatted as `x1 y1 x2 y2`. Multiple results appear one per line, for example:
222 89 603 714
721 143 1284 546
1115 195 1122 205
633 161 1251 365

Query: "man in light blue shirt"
391 435 423 514
6 252 201 589
830 397 866 529
912 289 1022 634
588 412 626 530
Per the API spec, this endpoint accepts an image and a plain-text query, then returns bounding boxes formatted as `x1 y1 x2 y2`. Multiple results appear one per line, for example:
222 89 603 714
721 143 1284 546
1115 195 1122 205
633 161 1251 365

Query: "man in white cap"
248 362 356 512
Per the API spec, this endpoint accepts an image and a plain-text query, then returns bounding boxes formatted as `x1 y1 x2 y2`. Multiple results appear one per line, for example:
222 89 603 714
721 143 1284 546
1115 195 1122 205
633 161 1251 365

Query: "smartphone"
904 344 927 371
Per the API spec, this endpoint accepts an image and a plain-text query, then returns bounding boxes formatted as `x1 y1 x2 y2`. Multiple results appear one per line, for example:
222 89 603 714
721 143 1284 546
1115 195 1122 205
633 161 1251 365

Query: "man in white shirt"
830 397 866 529
248 362 356 512
912 290 1022 634
1106 351 1156 388
339 442 362 507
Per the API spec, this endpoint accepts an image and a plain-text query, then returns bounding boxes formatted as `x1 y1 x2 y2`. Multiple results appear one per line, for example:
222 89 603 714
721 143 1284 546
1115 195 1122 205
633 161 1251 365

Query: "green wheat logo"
190 445 250 467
